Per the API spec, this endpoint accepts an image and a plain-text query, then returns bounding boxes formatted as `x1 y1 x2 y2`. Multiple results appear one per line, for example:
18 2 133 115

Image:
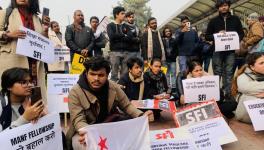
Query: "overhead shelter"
159 0 264 32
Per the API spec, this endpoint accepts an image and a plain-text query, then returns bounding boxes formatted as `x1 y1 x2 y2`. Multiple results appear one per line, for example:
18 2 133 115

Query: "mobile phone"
30 86 42 105
42 7 49 17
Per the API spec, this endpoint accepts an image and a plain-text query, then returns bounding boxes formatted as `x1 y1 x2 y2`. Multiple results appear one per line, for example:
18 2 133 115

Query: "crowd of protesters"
0 0 264 149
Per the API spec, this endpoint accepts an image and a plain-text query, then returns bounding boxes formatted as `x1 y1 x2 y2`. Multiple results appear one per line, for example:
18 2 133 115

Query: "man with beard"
205 0 244 100
141 17 166 65
65 10 94 62
118 57 145 100
66 57 154 150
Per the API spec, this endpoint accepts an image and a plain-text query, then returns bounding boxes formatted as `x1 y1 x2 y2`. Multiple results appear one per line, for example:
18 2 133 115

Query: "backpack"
0 7 13 45
3 7 13 31
0 92 12 130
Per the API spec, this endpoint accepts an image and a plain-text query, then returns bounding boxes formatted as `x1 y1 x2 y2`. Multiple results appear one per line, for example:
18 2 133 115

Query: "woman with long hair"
233 52 264 123
0 0 50 101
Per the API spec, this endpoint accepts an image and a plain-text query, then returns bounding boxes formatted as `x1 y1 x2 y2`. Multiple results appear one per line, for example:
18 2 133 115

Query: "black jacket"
205 12 244 42
143 72 168 99
141 31 163 60
162 37 178 62
125 23 141 52
175 29 199 56
118 73 146 100
107 22 135 52
90 32 106 56
65 24 94 54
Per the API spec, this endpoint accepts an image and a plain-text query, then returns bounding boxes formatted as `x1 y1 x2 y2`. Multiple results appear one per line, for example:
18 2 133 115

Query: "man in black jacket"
90 16 106 57
125 11 141 57
205 0 244 99
118 57 145 100
175 16 199 72
141 17 166 65
162 27 177 89
107 7 140 81
65 10 94 62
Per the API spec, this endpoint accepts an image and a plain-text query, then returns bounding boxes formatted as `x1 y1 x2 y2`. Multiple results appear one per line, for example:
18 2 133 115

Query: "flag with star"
84 116 151 150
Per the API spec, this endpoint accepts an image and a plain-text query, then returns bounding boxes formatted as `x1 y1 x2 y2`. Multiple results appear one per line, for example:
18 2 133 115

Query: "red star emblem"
98 136 108 150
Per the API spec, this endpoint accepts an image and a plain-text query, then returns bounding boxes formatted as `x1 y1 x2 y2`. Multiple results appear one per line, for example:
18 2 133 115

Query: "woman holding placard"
176 59 209 105
0 0 50 102
233 52 264 123
176 58 237 118
48 21 69 73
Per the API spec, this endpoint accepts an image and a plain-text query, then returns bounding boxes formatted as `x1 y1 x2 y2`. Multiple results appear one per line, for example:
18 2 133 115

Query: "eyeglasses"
17 80 33 87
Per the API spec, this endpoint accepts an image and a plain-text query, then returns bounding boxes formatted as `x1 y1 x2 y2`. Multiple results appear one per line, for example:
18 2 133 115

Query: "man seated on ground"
66 57 154 150
118 57 145 101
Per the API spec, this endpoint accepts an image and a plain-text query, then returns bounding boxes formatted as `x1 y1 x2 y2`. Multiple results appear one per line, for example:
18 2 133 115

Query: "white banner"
213 32 240 52
84 116 151 150
47 74 79 113
188 117 237 146
0 113 63 150
150 128 197 150
54 46 70 62
182 76 220 103
16 27 55 64
244 99 264 131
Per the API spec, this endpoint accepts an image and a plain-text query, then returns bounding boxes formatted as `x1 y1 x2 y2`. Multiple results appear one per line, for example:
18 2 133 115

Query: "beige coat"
48 30 68 71
243 21 264 48
235 68 264 123
66 80 143 147
0 8 46 102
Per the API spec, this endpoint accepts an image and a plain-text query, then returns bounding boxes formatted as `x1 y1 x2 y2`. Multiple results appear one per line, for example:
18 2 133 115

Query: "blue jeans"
202 55 212 72
178 56 187 72
165 62 177 88
232 56 246 73
212 51 235 95
109 51 140 81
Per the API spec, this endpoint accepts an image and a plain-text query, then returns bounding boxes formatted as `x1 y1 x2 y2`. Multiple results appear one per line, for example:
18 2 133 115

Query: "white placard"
188 117 237 145
97 16 111 40
16 27 55 64
244 99 264 131
0 113 63 150
150 128 197 150
182 76 220 103
47 74 79 113
54 46 70 62
213 32 240 52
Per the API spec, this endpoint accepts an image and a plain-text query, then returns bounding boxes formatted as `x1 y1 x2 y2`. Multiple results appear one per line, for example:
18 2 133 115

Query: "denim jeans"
212 51 235 95
109 51 140 81
202 55 212 72
178 56 187 72
164 62 177 88
232 56 246 73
